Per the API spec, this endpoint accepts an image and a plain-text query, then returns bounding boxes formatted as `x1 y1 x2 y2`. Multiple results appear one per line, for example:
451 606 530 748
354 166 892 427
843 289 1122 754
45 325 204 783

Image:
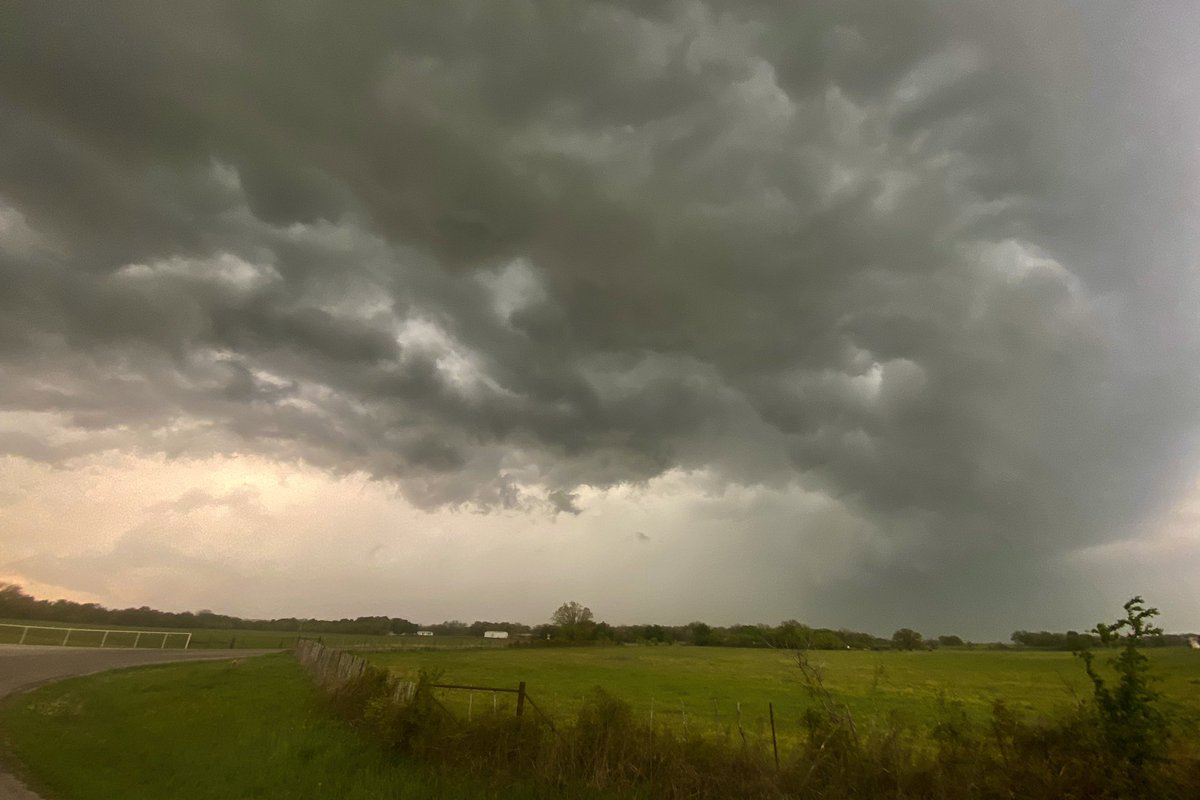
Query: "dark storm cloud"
1 1 1198 627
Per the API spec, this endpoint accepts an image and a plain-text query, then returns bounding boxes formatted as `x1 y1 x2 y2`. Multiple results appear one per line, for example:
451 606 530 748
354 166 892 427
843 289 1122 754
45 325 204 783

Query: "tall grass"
364 641 1200 733
303 640 1200 799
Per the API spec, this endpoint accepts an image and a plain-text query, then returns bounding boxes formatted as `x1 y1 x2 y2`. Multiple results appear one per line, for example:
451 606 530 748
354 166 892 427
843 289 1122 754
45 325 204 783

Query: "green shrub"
362 669 447 753
1076 596 1170 772
327 663 391 720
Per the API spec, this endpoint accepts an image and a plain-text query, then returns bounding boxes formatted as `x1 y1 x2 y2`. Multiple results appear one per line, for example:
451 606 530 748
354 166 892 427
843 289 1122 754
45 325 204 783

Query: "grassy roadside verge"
0 653 591 800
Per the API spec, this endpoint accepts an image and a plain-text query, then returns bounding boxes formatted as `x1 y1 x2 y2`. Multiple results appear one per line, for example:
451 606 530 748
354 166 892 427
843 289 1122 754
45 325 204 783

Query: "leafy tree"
937 634 964 647
550 601 597 641
687 621 712 646
891 628 924 650
429 620 469 636
551 601 593 627
725 624 767 647
1075 595 1168 769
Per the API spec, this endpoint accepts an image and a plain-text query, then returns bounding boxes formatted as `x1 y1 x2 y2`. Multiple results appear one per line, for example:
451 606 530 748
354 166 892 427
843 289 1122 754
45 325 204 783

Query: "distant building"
483 630 509 639
1189 636 1199 650
417 630 434 637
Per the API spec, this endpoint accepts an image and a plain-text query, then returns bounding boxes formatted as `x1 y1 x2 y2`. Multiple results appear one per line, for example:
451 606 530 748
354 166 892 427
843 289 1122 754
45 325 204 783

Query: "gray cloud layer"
2 1 1198 629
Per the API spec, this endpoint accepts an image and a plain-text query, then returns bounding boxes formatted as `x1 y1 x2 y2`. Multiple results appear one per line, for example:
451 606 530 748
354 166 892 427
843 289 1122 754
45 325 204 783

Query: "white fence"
0 623 192 649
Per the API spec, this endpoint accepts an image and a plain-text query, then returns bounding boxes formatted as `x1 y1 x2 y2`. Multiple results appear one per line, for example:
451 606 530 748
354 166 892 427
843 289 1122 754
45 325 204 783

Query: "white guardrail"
0 623 192 649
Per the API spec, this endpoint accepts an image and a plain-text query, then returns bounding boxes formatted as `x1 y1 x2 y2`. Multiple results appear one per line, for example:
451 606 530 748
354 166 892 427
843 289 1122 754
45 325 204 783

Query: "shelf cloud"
2 1 1198 636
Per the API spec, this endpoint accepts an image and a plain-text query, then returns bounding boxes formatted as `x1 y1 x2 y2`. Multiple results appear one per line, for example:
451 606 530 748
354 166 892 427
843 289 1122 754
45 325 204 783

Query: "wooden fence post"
769 702 779 770
516 681 527 717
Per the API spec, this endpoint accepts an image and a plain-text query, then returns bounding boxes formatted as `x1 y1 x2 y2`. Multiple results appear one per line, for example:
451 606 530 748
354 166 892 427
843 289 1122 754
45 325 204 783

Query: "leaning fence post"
769 702 780 770
516 681 526 718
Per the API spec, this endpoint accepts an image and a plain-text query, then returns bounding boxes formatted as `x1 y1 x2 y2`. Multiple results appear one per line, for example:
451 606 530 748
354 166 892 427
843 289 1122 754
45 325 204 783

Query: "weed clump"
362 669 447 753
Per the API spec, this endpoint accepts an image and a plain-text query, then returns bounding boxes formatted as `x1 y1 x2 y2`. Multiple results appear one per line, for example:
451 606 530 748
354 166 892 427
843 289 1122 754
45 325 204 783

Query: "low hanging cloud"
1 1 1199 632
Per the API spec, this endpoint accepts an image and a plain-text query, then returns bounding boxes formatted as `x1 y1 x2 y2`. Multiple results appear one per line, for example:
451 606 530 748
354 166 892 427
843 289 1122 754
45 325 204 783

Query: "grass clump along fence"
298 598 1198 799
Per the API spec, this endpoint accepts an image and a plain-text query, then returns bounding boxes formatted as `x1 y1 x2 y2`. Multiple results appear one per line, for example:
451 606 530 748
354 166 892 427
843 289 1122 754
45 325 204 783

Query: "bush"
1076 596 1170 782
362 669 447 753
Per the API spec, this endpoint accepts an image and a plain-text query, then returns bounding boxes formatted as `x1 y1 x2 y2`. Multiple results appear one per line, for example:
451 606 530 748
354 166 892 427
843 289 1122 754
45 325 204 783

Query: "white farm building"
483 630 509 639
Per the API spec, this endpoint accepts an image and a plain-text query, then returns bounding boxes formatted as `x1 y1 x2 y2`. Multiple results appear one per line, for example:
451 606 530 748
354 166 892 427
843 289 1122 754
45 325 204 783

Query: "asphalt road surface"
0 644 278 800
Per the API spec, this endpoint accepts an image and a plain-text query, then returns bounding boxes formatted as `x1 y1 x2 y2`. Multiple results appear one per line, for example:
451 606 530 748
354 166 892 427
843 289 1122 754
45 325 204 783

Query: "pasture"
3 644 1197 799
367 645 1200 740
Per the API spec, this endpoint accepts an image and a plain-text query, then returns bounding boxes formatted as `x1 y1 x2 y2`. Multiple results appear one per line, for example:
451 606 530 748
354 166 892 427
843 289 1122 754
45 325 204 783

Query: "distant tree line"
1010 629 1193 650
534 603 961 650
419 620 534 637
0 586 947 648
543 620 967 650
12 584 1191 650
0 583 412 637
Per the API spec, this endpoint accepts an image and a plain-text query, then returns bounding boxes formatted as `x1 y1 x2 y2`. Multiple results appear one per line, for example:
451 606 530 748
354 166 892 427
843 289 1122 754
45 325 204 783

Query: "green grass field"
0 654 602 800
367 645 1200 743
0 618 498 651
3 647 1198 799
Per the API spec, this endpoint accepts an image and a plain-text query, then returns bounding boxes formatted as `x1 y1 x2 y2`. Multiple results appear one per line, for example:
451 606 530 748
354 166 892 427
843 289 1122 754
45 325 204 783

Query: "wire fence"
294 639 800 760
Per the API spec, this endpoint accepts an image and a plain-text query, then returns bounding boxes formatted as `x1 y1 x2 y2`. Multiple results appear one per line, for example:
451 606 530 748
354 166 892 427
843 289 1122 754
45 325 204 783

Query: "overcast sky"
2 1 1199 639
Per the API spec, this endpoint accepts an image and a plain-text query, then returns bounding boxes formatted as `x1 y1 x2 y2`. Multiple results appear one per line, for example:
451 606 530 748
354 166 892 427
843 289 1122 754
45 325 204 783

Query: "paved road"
0 645 278 800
